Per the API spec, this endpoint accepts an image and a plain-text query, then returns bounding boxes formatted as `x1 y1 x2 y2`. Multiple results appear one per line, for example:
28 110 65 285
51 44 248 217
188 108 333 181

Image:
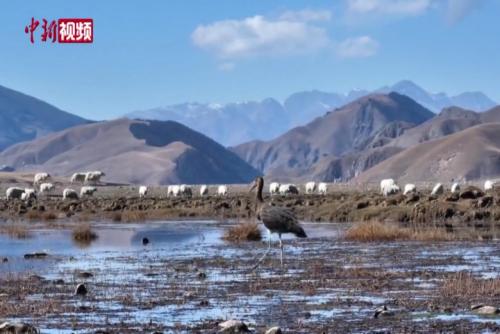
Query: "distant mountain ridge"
0 84 88 151
128 98 288 147
2 83 498 184
231 92 435 181
0 118 259 185
126 80 497 146
232 93 500 182
377 80 497 113
356 122 500 183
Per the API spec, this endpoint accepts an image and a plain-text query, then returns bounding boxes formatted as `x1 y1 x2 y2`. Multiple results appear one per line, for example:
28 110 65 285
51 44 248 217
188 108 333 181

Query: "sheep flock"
380 179 498 198
2 170 499 203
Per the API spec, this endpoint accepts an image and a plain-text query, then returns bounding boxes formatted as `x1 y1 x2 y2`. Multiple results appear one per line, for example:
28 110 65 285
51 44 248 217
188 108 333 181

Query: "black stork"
250 176 307 269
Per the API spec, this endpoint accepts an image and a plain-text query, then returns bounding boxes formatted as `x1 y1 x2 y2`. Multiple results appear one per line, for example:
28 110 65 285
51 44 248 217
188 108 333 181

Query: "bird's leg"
279 233 284 268
267 229 272 249
250 230 272 271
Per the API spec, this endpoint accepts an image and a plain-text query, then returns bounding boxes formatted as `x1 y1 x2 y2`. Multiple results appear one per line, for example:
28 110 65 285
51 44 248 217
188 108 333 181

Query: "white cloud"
346 0 483 23
279 9 332 22
446 0 484 24
347 0 433 17
191 12 330 60
336 36 379 58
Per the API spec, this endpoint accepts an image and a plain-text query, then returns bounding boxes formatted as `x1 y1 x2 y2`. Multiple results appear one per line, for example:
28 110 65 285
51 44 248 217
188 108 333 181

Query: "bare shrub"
72 224 98 244
223 222 262 242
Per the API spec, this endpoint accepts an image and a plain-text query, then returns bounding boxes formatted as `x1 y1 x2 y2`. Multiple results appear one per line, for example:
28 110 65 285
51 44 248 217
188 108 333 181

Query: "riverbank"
0 185 499 237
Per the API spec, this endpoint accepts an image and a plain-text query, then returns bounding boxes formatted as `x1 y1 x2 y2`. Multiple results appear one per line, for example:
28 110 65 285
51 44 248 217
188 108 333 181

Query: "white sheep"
21 192 36 201
318 182 328 195
403 184 416 195
85 171 105 184
39 183 55 194
380 179 399 196
6 187 24 200
63 188 79 200
431 183 444 196
217 185 228 196
484 180 495 191
34 172 50 185
451 183 460 193
21 188 37 201
269 182 280 195
179 184 192 197
139 186 148 198
200 185 209 196
279 184 299 196
305 182 317 194
167 185 180 197
380 179 395 194
80 186 97 197
71 172 86 184
385 185 400 196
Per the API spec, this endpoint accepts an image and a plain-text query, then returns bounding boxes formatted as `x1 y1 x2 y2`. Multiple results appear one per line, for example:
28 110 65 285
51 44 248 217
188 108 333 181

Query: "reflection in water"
0 222 340 274
0 221 225 274
72 237 95 249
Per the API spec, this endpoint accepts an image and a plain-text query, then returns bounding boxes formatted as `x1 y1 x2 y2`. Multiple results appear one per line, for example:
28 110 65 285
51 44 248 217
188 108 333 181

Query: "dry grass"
222 222 262 242
345 221 454 242
25 210 42 220
25 210 59 221
1 223 31 239
42 211 58 221
77 212 92 222
72 224 98 244
109 210 149 222
121 210 147 222
440 272 500 298
411 228 452 241
345 221 410 242
111 212 122 222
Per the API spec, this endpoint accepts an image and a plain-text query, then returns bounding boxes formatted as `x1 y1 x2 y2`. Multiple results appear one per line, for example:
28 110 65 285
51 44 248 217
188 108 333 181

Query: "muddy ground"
0 222 498 333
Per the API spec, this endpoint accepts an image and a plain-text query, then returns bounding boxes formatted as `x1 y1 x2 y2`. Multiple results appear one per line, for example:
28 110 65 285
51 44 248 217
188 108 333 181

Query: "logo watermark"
25 17 93 44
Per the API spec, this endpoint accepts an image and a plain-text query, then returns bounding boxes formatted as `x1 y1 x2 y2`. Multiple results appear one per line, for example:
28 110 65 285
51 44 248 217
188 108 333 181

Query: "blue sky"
0 0 499 120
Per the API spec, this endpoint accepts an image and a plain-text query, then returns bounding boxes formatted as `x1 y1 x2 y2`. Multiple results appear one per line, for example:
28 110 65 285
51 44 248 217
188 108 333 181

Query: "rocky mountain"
384 105 500 149
127 81 496 146
127 98 288 147
236 95 500 183
231 93 435 181
377 80 497 113
311 104 500 182
355 123 500 183
385 107 482 149
0 118 259 185
0 84 88 151
283 89 369 128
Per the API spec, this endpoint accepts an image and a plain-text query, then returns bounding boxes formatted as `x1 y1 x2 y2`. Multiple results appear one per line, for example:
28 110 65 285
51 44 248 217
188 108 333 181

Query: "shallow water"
0 221 498 333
